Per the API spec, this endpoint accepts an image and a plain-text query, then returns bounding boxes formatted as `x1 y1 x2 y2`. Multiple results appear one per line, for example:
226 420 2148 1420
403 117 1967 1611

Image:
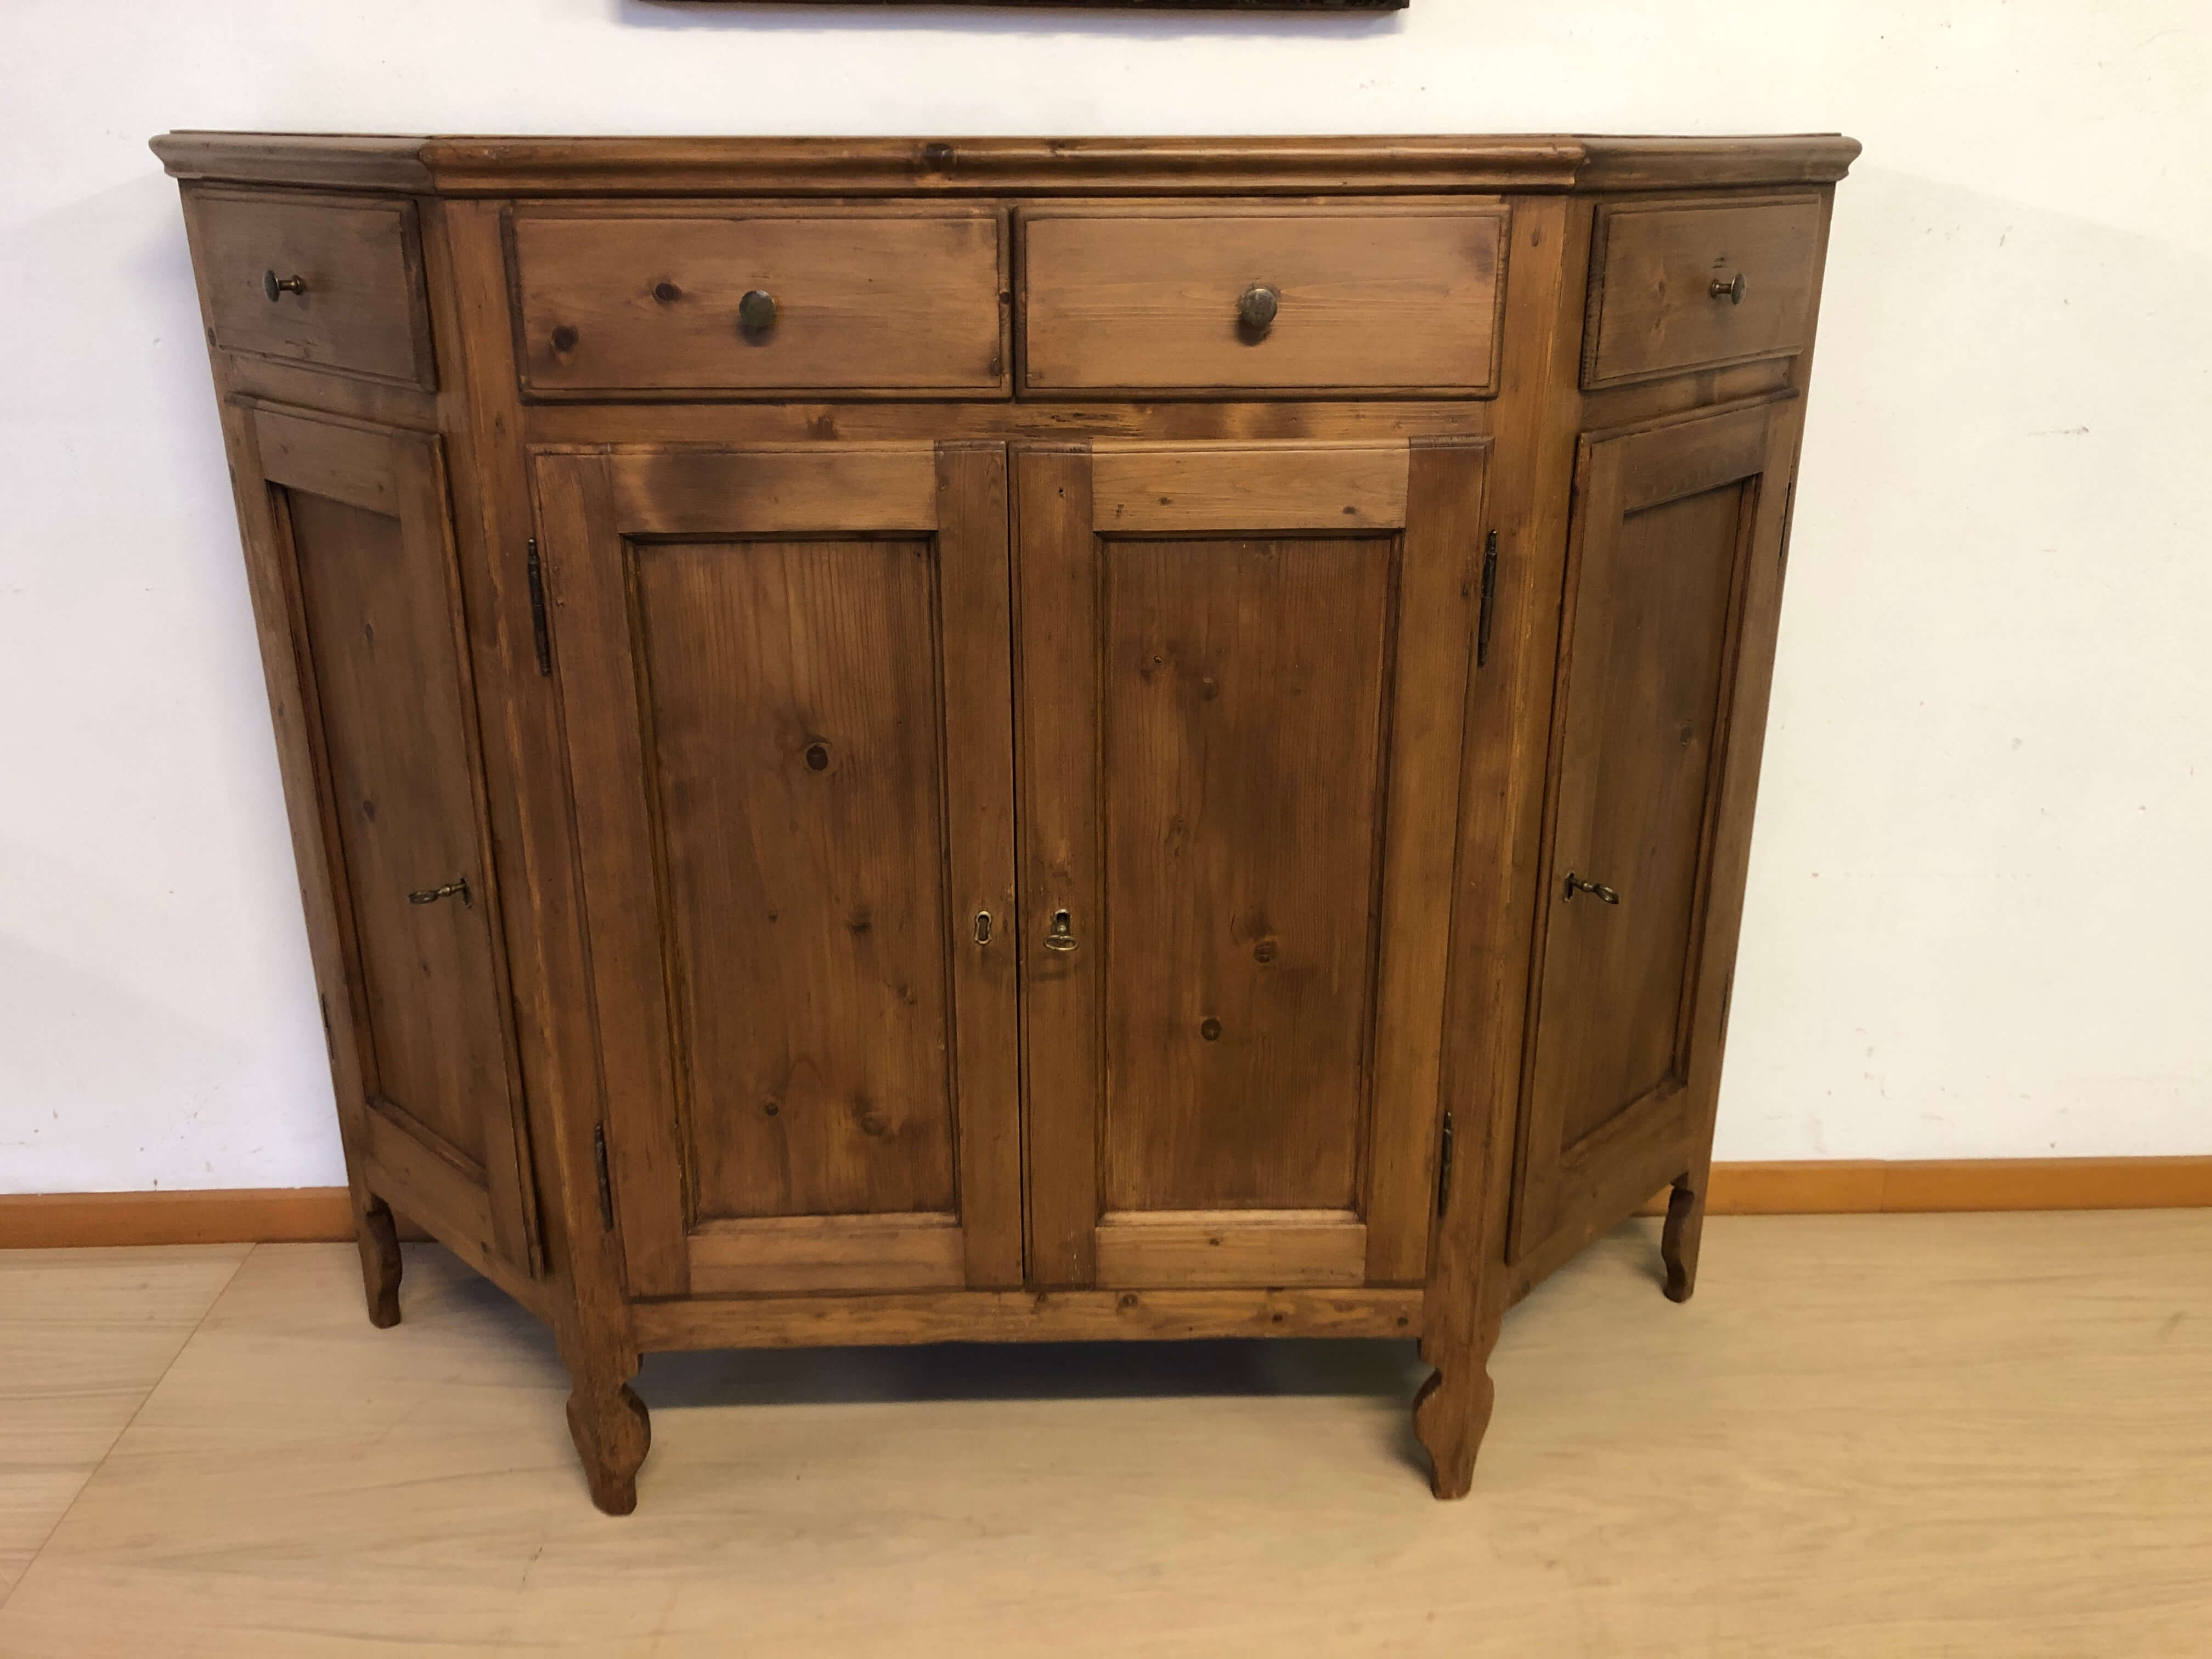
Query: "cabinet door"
1018 439 1490 1288
536 443 1023 1298
245 404 539 1273
1510 398 1796 1263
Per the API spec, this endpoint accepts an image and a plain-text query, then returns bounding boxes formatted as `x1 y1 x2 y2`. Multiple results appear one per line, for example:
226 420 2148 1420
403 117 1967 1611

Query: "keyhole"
804 741 831 771
550 325 579 353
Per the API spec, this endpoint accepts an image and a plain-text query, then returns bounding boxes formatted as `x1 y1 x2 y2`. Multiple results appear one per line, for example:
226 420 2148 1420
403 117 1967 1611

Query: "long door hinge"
1436 1110 1456 1217
526 538 552 676
592 1123 614 1231
1475 531 1500 667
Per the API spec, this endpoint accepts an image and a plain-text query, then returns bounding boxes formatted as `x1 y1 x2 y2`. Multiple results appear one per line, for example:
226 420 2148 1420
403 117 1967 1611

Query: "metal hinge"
592 1123 614 1231
1436 1110 1456 1218
1475 531 1500 668
526 538 552 677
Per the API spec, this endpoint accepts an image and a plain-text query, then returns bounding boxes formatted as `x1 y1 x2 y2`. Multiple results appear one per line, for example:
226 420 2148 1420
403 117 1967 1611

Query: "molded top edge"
149 132 1860 196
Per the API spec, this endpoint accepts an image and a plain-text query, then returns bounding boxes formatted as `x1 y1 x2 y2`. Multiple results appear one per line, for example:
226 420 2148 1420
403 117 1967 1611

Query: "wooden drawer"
1582 195 1823 388
1018 205 1509 397
510 208 1009 397
189 191 435 389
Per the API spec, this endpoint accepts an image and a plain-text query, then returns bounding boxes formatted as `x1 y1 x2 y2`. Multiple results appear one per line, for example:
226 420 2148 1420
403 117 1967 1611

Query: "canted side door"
535 443 1023 1297
241 403 540 1275
1017 438 1491 1289
1510 397 1798 1263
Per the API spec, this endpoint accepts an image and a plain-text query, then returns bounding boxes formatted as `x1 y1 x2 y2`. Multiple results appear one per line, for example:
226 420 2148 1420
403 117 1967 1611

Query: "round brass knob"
1237 284 1279 331
737 289 777 333
1710 272 1747 305
263 269 307 302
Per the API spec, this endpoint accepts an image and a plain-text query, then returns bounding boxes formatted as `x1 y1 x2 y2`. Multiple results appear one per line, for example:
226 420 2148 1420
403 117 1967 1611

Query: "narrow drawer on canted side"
1582 195 1823 388
1019 204 1509 397
509 208 1009 397
190 191 435 388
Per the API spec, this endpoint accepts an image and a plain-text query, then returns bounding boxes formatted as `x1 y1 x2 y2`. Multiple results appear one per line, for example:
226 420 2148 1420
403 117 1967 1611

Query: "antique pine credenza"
155 131 1854 1513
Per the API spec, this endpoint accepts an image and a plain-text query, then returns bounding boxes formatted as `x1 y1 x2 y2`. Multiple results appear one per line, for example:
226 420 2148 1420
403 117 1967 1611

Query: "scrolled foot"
1413 1358 1496 1501
1661 1177 1705 1304
356 1197 403 1329
567 1378 651 1516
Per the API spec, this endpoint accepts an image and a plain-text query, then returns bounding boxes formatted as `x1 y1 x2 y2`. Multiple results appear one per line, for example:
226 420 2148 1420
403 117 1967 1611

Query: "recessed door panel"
1101 534 1395 1214
633 536 956 1221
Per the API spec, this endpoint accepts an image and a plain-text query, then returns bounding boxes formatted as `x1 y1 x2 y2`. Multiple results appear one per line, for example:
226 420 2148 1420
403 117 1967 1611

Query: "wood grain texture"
635 533 960 1222
1090 439 1409 529
1093 1211 1368 1288
688 1215 966 1295
1099 530 1394 1216
1360 438 1487 1283
189 189 433 388
150 132 1861 198
1021 205 1505 396
512 208 1007 396
1012 444 1103 1286
1583 196 1823 388
633 1283 1422 1349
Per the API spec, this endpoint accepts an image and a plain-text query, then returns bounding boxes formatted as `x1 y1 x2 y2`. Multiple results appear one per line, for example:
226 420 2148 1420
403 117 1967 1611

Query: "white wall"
2 0 2207 1193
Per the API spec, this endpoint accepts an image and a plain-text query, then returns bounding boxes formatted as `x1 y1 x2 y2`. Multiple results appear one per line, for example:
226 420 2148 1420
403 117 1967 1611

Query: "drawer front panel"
1582 195 1822 387
193 193 434 388
1019 207 1509 397
511 210 1009 396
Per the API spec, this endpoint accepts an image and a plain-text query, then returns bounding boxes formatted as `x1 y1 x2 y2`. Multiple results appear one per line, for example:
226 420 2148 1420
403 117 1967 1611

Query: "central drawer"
510 207 1010 398
1019 204 1509 398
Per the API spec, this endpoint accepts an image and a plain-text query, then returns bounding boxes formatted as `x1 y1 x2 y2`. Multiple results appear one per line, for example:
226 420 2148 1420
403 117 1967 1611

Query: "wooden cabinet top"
151 132 1859 198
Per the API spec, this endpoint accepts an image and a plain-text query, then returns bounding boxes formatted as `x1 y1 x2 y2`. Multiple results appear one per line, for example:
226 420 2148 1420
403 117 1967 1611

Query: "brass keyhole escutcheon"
1043 909 1077 952
973 911 993 945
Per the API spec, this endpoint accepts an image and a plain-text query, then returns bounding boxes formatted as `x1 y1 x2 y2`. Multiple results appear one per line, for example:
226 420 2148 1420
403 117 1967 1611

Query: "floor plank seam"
0 1243 256 1615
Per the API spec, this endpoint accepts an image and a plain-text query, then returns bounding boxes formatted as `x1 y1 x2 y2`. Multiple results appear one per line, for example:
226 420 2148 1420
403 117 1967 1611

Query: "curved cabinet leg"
1661 1175 1706 1304
355 1195 403 1329
1412 1341 1498 1501
566 1364 651 1516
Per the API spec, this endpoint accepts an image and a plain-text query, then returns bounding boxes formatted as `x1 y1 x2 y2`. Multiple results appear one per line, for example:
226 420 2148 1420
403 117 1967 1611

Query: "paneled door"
244 404 540 1277
535 443 1023 1299
1510 397 1798 1265
1016 439 1491 1289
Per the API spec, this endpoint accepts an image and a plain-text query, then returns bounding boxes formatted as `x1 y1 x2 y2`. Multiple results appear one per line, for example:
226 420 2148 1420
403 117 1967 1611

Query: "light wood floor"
0 1212 2206 1656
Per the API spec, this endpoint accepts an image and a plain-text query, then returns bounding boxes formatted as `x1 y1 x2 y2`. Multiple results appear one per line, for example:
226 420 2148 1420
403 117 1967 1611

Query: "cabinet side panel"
1100 534 1395 1213
634 537 959 1220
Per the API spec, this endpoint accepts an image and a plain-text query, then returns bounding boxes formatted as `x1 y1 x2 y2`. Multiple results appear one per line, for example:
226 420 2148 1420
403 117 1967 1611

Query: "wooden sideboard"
155 131 1855 1513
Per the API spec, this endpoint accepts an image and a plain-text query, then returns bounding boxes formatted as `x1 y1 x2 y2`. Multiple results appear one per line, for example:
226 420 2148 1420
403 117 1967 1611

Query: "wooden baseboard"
3 1158 2209 1250
1630 1155 2212 1218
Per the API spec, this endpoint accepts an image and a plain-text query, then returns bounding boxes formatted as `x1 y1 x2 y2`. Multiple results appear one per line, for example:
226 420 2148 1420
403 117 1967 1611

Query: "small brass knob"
263 269 307 302
1237 284 1280 331
1710 272 1746 305
737 289 777 333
